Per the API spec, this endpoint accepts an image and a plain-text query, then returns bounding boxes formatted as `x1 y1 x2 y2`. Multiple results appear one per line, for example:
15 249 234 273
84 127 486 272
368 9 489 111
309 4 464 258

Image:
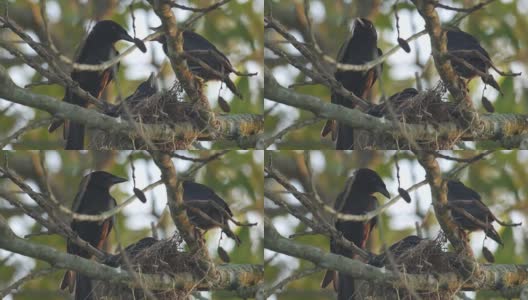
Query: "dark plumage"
367 88 419 118
320 18 382 150
104 237 159 267
447 180 504 245
321 168 390 300
106 73 158 118
182 181 240 244
48 20 147 150
368 235 425 267
60 171 127 295
446 28 501 92
156 32 242 99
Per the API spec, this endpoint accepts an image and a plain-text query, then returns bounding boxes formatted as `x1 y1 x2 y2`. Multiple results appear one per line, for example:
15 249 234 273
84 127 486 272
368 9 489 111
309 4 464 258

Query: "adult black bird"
106 73 158 118
321 168 390 300
447 180 521 245
182 180 240 245
156 32 242 99
320 18 382 150
446 28 501 93
60 171 127 295
48 20 147 150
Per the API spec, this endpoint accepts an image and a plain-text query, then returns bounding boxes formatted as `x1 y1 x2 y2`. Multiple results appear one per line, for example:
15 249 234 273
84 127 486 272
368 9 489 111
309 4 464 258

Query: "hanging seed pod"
398 37 411 53
398 187 412 203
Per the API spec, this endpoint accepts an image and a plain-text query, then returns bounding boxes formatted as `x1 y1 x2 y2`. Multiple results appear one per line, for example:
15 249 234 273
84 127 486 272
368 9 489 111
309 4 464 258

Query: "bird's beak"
111 176 128 185
120 32 147 53
356 18 365 26
377 186 390 199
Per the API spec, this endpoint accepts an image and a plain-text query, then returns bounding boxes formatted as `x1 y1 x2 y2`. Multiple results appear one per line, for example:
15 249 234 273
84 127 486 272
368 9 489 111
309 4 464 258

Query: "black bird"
106 73 158 118
104 237 159 267
156 32 242 99
320 18 382 150
447 180 521 245
60 171 127 294
446 28 501 93
182 180 240 245
367 88 419 118
48 20 147 150
75 237 158 300
321 168 390 300
368 235 425 267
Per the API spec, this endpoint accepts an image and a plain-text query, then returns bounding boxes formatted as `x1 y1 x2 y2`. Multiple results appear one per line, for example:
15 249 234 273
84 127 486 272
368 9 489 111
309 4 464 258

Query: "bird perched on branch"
182 180 240 245
321 168 390 300
447 180 521 245
446 28 501 93
60 171 127 296
155 31 242 99
48 20 147 150
320 18 382 150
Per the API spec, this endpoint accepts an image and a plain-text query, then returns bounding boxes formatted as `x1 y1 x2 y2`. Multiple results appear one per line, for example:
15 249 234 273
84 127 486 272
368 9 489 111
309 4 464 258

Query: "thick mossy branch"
0 215 262 293
264 68 528 147
264 218 528 293
0 66 262 147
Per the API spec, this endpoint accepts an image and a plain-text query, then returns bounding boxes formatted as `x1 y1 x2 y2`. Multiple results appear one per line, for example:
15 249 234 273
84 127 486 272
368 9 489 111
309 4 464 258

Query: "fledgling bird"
182 180 240 245
321 168 390 300
48 20 147 150
60 171 127 295
367 88 419 118
368 235 425 267
320 18 382 150
106 73 158 118
447 180 521 245
446 28 501 93
155 32 242 99
104 237 159 267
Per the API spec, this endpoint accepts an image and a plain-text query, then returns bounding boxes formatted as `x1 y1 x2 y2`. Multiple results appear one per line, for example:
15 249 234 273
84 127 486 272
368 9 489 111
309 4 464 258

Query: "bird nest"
354 84 465 150
90 84 206 150
357 234 471 300
89 236 202 300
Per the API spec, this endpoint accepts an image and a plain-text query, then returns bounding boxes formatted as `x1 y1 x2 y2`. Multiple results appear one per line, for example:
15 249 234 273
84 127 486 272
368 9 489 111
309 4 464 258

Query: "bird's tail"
337 273 355 300
60 270 75 293
65 122 85 150
335 123 354 150
75 273 94 300
48 119 64 133
224 78 243 99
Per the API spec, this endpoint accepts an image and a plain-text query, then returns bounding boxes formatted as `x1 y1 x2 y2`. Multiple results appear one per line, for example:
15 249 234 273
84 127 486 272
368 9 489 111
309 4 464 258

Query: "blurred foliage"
264 150 528 299
0 0 263 149
0 150 263 299
264 0 528 149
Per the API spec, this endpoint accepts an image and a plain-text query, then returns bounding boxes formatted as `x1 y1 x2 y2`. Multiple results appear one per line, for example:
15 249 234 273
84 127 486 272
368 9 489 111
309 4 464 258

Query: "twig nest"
90 236 200 300
354 84 464 149
90 84 207 150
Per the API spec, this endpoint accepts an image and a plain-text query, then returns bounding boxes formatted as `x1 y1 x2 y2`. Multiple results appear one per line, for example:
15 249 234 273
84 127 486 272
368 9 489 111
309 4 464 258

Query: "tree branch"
0 215 262 293
264 67 528 147
0 65 263 147
264 218 528 293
